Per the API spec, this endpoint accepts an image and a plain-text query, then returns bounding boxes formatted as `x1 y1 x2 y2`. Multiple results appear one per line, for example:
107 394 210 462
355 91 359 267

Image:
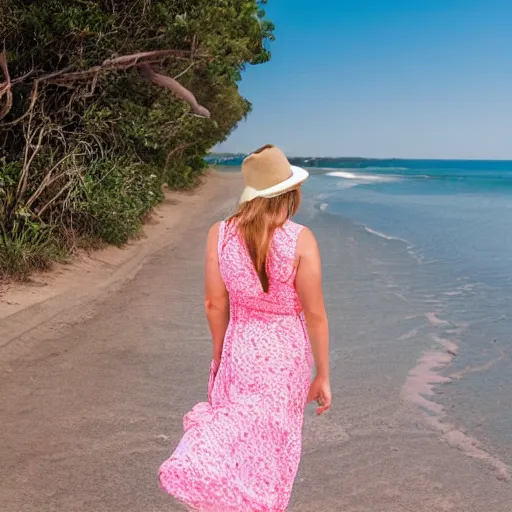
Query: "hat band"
247 168 293 193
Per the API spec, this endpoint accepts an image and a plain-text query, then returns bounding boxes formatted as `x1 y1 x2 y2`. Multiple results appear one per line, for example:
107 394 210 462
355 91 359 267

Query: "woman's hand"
307 375 332 415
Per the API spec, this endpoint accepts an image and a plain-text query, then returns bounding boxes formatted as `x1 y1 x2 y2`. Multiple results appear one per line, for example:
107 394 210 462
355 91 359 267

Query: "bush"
0 220 65 279
79 159 163 245
0 0 274 279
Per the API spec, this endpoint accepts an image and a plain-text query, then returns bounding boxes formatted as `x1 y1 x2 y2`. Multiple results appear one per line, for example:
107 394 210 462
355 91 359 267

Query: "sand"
0 170 511 512
0 172 239 367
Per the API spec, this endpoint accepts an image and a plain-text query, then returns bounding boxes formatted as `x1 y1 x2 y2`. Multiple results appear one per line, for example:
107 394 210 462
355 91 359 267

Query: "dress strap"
281 220 305 254
287 220 305 242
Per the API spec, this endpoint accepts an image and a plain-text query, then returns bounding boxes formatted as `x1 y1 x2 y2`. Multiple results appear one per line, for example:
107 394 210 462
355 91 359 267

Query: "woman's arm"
204 222 230 364
295 227 332 414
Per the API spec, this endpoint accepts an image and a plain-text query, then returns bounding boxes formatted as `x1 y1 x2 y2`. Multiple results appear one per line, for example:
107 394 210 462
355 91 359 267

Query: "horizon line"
209 152 512 162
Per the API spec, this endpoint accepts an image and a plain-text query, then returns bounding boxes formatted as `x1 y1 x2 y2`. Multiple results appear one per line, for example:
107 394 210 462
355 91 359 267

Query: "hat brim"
239 166 309 204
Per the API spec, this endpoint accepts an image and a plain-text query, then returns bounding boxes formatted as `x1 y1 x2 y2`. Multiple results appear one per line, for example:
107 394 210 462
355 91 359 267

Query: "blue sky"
216 0 512 159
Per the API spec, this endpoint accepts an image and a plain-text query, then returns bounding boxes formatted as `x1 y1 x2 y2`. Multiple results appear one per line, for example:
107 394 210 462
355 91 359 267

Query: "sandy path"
0 173 238 368
1 172 511 511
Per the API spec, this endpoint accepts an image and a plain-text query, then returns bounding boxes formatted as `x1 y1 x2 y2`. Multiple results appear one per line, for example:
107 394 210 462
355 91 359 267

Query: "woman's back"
218 219 304 316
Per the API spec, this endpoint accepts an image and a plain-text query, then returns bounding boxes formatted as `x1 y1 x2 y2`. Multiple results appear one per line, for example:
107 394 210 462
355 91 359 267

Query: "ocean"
304 159 512 473
214 157 512 482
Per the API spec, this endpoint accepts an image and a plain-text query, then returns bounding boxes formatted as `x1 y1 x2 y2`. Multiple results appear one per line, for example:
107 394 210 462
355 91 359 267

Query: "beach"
292 206 511 511
1 169 511 511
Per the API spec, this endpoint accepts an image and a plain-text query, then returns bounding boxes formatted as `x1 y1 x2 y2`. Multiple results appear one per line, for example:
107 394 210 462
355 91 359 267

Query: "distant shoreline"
209 153 512 163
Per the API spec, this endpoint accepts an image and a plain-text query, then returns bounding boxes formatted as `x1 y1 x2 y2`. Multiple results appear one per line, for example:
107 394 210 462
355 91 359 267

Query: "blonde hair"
228 189 301 293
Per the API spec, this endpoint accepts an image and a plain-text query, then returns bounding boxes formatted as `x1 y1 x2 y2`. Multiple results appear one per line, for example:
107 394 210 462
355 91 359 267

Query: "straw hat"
240 145 309 204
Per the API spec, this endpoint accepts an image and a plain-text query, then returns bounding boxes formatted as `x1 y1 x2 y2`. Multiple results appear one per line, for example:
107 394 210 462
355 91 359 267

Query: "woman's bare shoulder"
206 222 222 249
296 225 320 257
209 221 222 235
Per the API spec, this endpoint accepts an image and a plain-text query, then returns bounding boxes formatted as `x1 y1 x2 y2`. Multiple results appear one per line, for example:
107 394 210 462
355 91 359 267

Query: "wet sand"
1 171 511 511
292 207 512 511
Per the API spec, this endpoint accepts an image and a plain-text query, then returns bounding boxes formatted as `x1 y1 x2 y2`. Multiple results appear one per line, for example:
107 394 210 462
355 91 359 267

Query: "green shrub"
79 160 163 245
0 0 274 278
0 220 66 280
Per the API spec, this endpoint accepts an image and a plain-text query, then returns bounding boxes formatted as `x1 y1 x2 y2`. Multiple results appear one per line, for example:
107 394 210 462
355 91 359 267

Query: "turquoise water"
307 159 512 461
312 161 512 284
214 157 512 463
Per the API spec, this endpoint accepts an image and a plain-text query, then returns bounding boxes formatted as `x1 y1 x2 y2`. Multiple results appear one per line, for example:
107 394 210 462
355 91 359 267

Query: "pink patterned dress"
159 219 313 512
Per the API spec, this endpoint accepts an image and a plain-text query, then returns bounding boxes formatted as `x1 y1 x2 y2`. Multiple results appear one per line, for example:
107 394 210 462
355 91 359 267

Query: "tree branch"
173 62 196 81
17 123 45 200
37 180 74 218
164 143 190 169
1 49 211 126
0 52 13 121
140 64 210 118
25 152 84 210
46 50 201 84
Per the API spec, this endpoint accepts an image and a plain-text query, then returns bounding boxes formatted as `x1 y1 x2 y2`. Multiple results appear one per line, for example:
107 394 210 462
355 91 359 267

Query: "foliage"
0 0 273 278
0 218 66 279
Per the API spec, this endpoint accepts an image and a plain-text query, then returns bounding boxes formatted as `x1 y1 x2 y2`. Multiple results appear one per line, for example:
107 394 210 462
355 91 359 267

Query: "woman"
159 144 331 512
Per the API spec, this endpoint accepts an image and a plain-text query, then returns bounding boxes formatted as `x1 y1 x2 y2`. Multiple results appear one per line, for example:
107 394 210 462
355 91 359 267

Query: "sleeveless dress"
159 219 313 512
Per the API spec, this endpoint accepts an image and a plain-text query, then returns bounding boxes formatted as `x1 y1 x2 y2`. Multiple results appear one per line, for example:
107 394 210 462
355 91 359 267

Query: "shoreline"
305 190 512 483
293 199 512 510
401 317 510 481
